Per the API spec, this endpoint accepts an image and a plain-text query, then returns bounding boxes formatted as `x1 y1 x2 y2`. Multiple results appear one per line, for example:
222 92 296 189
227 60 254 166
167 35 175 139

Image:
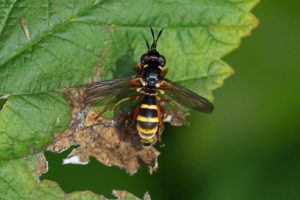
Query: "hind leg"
156 105 166 147
125 103 140 134
115 104 141 148
157 125 165 147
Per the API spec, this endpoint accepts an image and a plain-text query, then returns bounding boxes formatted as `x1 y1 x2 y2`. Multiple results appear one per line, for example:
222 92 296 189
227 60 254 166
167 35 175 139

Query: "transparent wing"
85 76 139 107
160 79 214 113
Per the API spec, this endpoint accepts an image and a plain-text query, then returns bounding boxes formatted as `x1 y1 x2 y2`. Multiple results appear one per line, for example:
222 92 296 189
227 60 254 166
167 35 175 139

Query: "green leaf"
0 0 258 100
0 154 65 199
0 92 71 160
0 154 98 199
0 0 259 197
0 154 149 199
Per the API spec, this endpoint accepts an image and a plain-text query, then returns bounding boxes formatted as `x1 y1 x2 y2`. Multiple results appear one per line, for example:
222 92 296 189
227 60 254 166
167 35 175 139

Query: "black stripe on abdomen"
136 94 159 143
137 121 158 129
139 108 157 118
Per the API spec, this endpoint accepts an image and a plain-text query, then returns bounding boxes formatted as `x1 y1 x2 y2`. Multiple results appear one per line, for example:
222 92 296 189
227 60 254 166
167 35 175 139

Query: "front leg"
161 67 169 77
137 64 143 75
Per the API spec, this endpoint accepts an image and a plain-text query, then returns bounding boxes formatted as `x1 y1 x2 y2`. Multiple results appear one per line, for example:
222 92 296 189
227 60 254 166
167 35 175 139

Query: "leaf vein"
0 174 22 197
6 105 35 132
0 0 103 68
44 92 67 106
53 34 101 58
0 0 18 36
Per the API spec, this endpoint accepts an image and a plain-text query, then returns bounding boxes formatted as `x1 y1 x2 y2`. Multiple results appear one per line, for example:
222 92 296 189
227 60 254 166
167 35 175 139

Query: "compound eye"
140 53 149 64
159 55 166 66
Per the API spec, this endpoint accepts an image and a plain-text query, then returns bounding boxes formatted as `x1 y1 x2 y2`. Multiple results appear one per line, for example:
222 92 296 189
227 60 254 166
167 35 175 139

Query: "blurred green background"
42 1 300 199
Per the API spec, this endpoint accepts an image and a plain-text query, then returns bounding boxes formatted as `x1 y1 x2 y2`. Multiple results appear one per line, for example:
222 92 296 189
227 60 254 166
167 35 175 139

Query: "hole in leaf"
0 99 7 111
41 148 155 199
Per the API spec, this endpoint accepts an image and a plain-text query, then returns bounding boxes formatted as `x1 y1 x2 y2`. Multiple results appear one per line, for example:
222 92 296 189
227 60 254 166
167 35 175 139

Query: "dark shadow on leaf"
0 98 7 111
112 32 137 79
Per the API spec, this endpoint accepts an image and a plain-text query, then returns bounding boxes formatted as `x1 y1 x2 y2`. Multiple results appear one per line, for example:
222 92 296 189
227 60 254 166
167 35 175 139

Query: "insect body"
85 28 214 146
136 95 160 146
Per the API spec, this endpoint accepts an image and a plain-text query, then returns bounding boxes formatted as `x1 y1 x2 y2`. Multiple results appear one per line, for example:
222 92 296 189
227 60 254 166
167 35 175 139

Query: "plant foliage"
0 0 258 198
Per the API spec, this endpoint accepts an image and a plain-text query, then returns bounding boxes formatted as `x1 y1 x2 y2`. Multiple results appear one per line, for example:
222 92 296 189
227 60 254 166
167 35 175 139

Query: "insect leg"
92 95 140 124
161 67 169 77
126 102 141 130
157 104 166 147
157 95 170 103
111 95 140 111
124 101 140 140
137 64 142 75
112 103 141 149
157 95 177 113
131 77 143 87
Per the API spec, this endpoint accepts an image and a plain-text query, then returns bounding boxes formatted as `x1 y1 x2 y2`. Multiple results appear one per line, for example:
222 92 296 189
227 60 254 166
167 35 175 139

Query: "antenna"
145 39 150 51
150 26 155 44
149 27 164 51
156 28 164 43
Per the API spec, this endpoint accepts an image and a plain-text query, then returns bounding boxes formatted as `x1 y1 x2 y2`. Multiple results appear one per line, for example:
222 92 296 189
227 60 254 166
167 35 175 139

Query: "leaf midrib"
0 0 249 69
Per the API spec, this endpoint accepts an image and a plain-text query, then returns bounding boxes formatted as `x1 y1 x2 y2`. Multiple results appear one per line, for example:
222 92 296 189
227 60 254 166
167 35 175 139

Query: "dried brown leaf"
48 88 159 175
88 65 105 84
35 154 48 177
159 100 190 126
48 85 190 174
112 190 151 200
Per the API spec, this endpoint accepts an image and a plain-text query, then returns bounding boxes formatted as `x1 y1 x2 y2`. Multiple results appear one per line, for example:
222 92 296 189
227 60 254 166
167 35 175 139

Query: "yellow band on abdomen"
137 115 159 122
137 125 158 134
140 104 158 109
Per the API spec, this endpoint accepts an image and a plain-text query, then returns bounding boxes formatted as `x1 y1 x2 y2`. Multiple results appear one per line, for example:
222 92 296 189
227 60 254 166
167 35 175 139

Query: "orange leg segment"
156 104 166 146
161 67 169 77
125 102 140 135
137 64 143 75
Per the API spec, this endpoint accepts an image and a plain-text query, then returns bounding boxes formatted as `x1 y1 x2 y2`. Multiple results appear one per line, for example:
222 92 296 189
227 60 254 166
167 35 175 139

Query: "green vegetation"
0 0 259 199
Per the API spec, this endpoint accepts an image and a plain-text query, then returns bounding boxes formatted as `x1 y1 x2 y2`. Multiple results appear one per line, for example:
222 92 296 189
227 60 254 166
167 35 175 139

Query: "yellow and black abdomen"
136 95 159 145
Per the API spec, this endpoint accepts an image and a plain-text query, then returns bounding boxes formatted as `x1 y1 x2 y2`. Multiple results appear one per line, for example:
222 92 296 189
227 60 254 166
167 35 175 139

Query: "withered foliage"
35 154 48 177
112 190 151 200
159 100 190 127
48 87 189 175
48 88 159 175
